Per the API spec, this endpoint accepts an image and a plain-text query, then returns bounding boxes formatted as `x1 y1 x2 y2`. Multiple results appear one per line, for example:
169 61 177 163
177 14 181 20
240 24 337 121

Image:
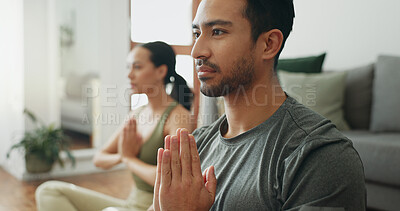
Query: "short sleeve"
281 139 366 210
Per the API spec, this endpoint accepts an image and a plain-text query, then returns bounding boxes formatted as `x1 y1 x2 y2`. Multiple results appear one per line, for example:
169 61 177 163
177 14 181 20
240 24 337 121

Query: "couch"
61 72 100 135
339 59 400 211
277 55 400 210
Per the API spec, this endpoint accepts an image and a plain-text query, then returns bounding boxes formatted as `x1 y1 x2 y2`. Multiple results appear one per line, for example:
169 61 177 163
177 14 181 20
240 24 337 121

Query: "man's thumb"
205 166 217 198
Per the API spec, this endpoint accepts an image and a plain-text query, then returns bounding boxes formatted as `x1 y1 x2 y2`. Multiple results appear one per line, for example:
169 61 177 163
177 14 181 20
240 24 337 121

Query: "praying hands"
152 128 217 211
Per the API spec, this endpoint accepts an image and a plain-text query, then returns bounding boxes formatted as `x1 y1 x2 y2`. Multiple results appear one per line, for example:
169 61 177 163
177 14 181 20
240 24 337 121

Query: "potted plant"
7 109 75 173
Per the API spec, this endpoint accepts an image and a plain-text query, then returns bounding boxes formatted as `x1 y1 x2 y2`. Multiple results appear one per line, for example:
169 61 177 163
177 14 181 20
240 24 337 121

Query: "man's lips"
197 66 216 77
198 66 216 72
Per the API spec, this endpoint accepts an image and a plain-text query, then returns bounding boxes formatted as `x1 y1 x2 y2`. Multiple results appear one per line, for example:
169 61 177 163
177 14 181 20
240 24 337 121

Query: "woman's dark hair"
139 41 193 111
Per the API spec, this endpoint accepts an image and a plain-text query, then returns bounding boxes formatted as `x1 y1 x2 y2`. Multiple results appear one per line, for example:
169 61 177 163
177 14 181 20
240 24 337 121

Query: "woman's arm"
122 157 157 186
92 124 124 170
122 106 195 187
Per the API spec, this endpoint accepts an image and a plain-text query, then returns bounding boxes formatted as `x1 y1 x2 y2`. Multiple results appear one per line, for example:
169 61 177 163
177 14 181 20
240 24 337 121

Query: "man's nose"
191 35 211 60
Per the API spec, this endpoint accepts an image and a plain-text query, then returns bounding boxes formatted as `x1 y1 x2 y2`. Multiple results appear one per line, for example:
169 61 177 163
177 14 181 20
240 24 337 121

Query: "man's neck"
222 76 286 139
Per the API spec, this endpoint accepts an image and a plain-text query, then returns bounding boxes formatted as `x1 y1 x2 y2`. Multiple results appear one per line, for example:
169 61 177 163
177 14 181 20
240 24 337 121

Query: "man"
151 0 366 210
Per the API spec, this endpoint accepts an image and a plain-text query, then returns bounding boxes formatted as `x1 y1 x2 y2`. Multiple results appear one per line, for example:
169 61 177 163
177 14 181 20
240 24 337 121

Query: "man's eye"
193 32 200 39
212 29 224 36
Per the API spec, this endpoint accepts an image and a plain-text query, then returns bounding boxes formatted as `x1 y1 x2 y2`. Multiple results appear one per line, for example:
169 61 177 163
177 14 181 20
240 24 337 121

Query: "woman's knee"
35 180 74 199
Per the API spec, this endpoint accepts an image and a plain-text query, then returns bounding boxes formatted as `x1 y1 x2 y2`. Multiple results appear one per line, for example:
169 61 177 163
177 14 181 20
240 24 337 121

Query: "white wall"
24 0 60 130
1 0 131 179
0 0 59 178
0 0 26 178
97 0 131 148
57 0 101 77
281 0 400 70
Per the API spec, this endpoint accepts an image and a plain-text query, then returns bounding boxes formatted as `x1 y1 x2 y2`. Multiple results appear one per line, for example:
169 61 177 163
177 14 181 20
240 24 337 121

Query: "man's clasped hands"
119 118 217 211
153 128 217 211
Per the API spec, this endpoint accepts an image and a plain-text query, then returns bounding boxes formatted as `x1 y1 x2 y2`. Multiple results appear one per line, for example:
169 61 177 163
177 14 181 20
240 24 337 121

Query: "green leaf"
23 108 37 123
7 109 76 169
65 150 76 167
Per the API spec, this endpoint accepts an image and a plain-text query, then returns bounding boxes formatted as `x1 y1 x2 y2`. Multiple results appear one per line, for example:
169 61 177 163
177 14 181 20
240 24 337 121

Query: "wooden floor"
64 129 92 150
0 167 133 211
0 167 383 211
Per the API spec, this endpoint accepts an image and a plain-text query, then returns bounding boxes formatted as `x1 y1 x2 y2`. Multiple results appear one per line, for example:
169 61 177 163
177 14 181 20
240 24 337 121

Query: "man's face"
191 0 256 97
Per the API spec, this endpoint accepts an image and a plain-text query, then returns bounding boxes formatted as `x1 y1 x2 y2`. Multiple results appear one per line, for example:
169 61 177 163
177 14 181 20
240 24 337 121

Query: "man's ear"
157 64 168 82
260 29 284 60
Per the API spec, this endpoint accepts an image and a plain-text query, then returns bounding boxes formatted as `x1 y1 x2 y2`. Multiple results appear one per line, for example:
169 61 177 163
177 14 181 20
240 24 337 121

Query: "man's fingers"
205 166 217 199
176 128 181 152
180 129 192 180
202 167 208 184
176 128 181 138
164 135 171 150
189 134 202 178
154 148 163 210
170 135 182 182
161 149 172 187
155 148 163 190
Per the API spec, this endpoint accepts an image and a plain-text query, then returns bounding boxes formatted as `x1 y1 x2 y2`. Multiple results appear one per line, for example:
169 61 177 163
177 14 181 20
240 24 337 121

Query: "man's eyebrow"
192 20 233 29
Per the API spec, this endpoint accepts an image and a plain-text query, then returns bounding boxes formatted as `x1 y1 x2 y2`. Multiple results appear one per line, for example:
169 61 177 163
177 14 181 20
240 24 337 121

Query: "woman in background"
35 41 194 211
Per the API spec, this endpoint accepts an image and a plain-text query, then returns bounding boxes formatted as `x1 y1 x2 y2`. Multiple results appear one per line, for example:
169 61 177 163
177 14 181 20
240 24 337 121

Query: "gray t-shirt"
193 96 366 211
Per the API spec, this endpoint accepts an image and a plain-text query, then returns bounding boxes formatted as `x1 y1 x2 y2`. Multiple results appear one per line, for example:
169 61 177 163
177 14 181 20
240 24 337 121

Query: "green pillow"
277 53 326 73
278 70 350 131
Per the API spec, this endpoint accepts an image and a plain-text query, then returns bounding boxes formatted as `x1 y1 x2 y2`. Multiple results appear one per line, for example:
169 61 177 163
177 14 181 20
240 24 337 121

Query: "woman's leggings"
35 180 153 211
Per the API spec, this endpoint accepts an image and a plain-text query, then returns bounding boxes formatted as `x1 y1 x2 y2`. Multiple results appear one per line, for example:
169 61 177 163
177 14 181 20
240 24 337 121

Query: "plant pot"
25 153 54 173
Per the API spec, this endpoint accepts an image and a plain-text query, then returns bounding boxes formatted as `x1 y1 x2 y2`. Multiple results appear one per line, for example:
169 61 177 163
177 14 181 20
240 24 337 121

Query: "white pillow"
278 71 350 131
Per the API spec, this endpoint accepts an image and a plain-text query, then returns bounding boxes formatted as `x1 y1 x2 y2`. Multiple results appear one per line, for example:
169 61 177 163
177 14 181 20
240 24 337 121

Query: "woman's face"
128 47 163 94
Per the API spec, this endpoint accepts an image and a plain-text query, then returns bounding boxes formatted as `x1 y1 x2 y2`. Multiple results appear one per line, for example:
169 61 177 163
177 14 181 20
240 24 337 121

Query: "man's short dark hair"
243 0 295 69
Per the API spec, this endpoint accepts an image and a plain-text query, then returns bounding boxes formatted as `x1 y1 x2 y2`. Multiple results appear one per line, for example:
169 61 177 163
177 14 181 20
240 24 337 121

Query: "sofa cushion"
343 130 400 187
365 183 400 211
65 73 99 99
370 55 400 132
343 64 374 129
278 71 350 131
277 53 326 73
61 98 91 122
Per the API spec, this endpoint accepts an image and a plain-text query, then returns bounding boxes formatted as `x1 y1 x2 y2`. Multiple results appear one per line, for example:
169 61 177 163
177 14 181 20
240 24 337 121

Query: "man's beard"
200 54 255 97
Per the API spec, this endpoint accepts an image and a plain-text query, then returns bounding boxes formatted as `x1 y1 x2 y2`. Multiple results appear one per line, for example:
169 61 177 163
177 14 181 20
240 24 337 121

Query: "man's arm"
282 139 366 210
153 128 217 211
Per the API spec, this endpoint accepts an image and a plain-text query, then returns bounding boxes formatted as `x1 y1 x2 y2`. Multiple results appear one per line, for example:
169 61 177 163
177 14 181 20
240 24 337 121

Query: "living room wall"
0 0 26 177
281 0 400 70
57 0 101 77
0 0 131 179
24 0 60 131
0 0 61 179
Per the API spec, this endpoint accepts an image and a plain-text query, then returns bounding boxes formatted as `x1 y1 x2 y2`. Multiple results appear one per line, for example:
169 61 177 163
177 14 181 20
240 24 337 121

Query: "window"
130 0 201 124
131 0 192 45
176 54 194 88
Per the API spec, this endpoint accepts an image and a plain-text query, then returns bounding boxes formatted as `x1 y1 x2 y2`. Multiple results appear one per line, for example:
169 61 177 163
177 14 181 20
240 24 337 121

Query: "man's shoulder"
279 96 353 144
282 96 331 135
259 96 356 164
